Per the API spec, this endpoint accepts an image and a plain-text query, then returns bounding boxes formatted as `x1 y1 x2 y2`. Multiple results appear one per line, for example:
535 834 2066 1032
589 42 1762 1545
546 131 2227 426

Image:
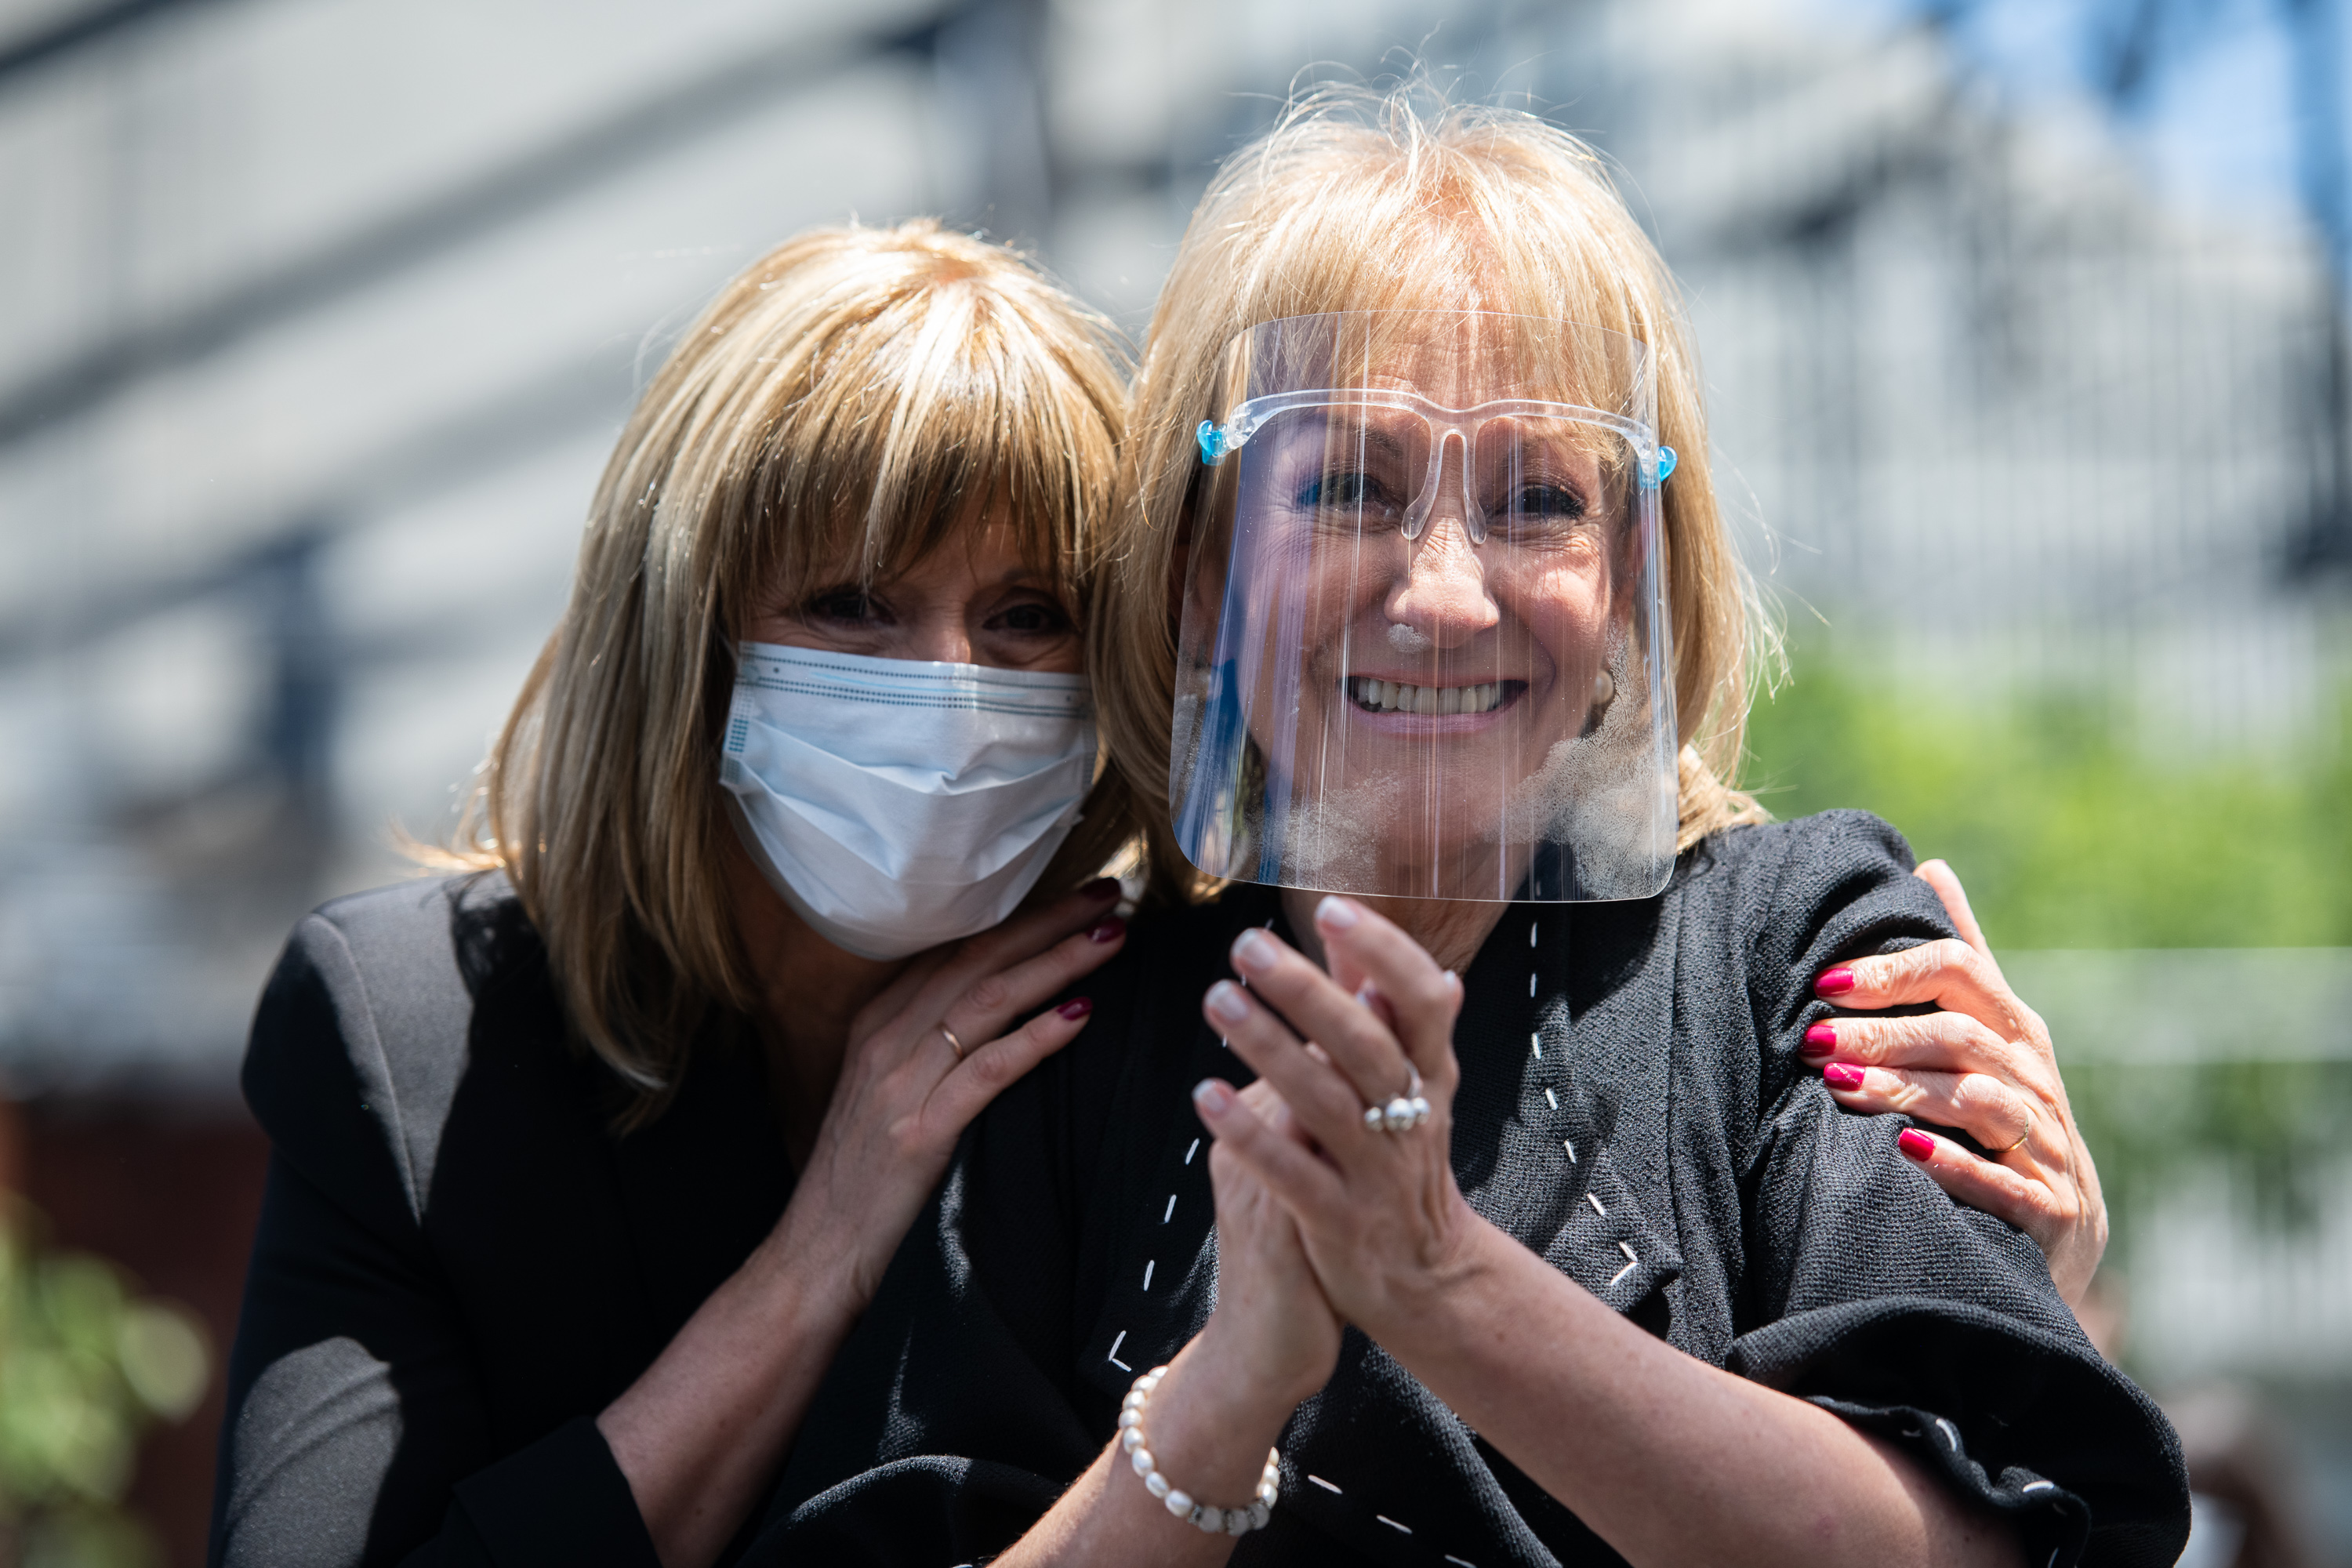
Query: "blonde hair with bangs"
1098 85 1767 903
448 220 1135 1119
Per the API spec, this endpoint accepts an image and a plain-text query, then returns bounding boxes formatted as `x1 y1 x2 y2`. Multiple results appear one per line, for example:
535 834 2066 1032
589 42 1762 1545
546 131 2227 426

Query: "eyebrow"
1323 420 1411 459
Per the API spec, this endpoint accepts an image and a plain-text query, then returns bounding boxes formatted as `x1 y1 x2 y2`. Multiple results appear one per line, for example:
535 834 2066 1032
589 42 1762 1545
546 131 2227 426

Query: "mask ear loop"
1400 420 1488 544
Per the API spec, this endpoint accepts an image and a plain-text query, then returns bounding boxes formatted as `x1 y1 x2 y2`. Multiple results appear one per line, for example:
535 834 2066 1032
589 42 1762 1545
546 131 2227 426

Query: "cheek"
1290 539 1408 632
1033 636 1085 675
1501 556 1611 655
739 589 793 646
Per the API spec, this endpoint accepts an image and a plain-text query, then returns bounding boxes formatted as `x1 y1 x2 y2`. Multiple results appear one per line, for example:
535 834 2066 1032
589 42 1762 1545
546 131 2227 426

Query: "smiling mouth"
1346 677 1523 717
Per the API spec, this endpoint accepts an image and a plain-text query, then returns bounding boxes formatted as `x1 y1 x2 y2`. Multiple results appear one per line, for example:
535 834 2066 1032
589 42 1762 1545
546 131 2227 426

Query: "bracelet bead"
1117 1365 1280 1536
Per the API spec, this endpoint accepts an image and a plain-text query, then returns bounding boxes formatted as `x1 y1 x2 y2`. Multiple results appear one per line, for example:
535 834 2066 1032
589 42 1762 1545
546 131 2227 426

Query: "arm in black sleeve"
209 909 658 1568
747 930 1167 1564
1726 812 2190 1568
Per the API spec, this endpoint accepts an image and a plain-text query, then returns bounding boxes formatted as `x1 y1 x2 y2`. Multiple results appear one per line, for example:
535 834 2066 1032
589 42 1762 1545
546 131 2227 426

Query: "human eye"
802 585 888 626
987 596 1075 637
1505 482 1588 525
1295 469 1392 511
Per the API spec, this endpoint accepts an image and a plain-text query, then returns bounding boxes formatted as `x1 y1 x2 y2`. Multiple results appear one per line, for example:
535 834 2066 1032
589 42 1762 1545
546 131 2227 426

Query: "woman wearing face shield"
209 222 1142 1568
746 94 2183 1568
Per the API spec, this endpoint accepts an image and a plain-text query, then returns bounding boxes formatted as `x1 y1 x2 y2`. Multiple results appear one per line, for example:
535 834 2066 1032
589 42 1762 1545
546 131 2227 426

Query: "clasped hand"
1190 896 1484 1380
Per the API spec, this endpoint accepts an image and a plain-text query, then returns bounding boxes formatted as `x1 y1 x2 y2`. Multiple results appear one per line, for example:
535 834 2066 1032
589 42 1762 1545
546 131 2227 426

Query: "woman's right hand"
604 877 1128 1567
788 876 1130 1307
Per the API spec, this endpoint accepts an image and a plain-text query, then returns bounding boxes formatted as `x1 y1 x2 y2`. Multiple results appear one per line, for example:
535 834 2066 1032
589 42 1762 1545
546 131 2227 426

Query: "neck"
1279 886 1507 976
724 838 912 1165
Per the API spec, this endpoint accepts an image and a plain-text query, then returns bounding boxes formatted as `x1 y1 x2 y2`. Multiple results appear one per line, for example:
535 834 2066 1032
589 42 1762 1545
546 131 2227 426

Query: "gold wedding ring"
1997 1109 2031 1154
938 1024 969 1062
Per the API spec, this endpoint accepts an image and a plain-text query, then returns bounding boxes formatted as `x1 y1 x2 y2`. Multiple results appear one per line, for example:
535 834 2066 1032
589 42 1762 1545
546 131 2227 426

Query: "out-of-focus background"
0 0 2344 1562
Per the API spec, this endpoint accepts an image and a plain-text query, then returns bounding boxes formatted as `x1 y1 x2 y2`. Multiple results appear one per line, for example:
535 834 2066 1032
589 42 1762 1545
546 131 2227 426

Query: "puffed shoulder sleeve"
1725 812 2189 1568
212 902 657 1568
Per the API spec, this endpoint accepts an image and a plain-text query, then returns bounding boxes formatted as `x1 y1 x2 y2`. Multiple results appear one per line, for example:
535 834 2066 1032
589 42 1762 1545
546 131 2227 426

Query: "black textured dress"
749 811 2188 1567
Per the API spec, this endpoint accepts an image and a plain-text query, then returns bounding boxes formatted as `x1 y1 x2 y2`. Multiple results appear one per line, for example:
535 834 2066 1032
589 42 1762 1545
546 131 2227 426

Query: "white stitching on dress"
1529 920 1538 947
1609 1240 1639 1287
1142 1259 1155 1290
1308 1475 1341 1494
1530 1031 1542 1059
1106 1329 1130 1371
1936 1417 1962 1449
1544 1087 1558 1111
1163 1194 1177 1222
1563 1138 1577 1163
1529 971 1537 997
1376 1515 1411 1534
1444 1556 1480 1567
1184 1138 1200 1165
1586 1191 1606 1216
2021 1480 2056 1494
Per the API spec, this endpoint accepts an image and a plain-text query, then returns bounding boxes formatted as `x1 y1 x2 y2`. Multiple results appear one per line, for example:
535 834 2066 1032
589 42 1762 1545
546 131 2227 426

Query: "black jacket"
209 873 788 1567
748 811 2189 1566
212 815 2189 1568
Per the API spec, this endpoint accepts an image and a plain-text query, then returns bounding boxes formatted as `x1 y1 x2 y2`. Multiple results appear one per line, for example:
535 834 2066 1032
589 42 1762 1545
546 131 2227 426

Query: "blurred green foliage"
1740 655 2352 949
0 1200 210 1568
1741 650 2352 1253
2065 1058 2351 1243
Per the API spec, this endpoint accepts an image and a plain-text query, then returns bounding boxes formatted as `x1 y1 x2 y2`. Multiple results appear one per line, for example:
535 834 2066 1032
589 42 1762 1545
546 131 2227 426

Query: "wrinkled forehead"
1241 311 1644 416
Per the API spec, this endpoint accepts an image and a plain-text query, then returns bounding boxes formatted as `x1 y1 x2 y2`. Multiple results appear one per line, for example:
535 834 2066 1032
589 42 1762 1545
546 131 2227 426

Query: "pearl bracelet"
1116 1366 1280 1535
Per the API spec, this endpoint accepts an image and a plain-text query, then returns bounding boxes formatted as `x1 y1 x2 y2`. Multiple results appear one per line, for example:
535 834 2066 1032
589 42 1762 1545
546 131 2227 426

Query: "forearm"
597 1200 866 1568
996 1326 1296 1568
1386 1218 2022 1568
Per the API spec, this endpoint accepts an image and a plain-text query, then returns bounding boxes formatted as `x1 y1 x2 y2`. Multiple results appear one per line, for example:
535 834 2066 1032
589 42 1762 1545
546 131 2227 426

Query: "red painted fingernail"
1057 996 1093 1021
1898 1128 1935 1160
1822 1062 1864 1090
1801 1022 1837 1057
1088 916 1126 943
1082 877 1120 900
1815 967 1856 996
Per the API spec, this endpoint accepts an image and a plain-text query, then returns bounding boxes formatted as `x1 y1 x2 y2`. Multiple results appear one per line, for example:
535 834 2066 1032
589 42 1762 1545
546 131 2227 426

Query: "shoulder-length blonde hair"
1098 85 1767 904
447 220 1137 1119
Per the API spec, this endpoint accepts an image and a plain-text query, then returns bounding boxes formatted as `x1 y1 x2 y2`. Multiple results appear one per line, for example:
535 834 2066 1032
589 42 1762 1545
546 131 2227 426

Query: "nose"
1404 428 1486 545
1385 520 1498 648
908 612 975 666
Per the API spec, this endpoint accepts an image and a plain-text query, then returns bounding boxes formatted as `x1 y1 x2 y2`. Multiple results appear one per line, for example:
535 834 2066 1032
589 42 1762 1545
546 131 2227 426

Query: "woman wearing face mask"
745 93 2181 1568
209 222 1141 1568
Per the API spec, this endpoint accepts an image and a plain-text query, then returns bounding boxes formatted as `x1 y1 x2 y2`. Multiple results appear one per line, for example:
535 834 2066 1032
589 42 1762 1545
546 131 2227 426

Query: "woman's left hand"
1806 858 2108 1308
1192 1077 1347 1405
1190 898 1482 1341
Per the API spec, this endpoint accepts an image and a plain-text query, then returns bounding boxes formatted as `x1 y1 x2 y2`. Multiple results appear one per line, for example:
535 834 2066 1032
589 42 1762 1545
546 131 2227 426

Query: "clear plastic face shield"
1171 312 1682 903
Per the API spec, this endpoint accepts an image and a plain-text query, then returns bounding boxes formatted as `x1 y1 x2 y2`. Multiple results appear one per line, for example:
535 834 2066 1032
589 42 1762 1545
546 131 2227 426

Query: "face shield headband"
1168 310 1683 904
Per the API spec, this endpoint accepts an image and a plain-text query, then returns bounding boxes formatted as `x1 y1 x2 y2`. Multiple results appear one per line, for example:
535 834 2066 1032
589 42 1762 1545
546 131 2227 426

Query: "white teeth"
1347 678 1505 716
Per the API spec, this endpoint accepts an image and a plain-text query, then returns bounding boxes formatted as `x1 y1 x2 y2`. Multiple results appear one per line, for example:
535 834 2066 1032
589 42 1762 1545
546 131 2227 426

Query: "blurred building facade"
1 0 2347 1561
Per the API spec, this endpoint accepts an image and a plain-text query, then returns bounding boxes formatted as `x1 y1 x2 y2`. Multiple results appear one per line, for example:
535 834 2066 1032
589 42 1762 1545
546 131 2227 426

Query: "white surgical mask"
718 642 1096 960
